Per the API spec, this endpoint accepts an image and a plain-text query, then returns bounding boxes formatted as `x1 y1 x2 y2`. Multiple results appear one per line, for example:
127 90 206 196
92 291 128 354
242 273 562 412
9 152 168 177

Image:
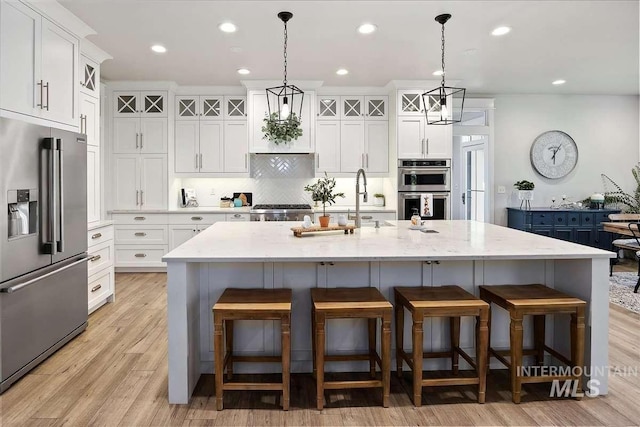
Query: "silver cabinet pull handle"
90 254 101 262
234 214 241 218
37 80 44 109
195 153 198 169
91 233 102 239
44 82 49 111
140 190 144 206
244 153 248 169
136 133 139 149
140 133 143 149
134 253 147 258
134 232 147 237
91 284 102 292
191 216 203 221
134 216 146 221
425 138 429 154
199 153 202 169
136 190 139 206
366 153 369 168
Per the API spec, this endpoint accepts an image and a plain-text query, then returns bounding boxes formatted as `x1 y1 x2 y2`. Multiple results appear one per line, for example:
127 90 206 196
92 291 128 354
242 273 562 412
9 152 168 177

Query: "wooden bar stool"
479 284 586 404
213 288 292 411
394 286 490 406
311 287 392 410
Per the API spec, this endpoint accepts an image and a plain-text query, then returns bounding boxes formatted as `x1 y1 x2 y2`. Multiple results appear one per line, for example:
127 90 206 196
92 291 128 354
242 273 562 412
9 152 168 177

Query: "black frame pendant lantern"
266 11 304 122
422 14 465 125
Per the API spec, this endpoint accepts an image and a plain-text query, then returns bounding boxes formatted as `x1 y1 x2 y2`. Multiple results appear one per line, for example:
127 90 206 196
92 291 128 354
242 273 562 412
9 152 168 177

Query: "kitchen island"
163 220 614 404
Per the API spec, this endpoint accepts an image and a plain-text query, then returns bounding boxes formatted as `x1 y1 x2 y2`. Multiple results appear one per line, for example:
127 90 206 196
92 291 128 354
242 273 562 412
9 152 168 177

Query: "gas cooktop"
250 204 313 222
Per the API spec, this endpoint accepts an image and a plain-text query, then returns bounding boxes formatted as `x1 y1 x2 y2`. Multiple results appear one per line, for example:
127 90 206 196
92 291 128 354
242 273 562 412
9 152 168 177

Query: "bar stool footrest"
422 377 480 387
223 382 284 391
227 355 282 363
324 380 383 390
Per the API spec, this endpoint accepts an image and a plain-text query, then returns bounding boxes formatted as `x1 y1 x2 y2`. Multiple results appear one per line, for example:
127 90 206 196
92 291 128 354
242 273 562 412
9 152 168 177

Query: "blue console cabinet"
506 207 620 251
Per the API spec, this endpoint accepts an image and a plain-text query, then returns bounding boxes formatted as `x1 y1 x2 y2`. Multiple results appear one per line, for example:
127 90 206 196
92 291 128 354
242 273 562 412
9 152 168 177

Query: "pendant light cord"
441 22 446 88
283 20 288 86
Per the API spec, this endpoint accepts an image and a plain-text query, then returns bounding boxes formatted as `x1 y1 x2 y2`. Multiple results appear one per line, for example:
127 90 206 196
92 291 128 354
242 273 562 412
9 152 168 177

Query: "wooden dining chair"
609 213 640 292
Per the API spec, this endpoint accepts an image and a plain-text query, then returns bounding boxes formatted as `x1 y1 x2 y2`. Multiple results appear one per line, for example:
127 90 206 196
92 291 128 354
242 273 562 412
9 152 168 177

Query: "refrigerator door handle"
43 138 57 255
56 138 64 253
0 256 89 294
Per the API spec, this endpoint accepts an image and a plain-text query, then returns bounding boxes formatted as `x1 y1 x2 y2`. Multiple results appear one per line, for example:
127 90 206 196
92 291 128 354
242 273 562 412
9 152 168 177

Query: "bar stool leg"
395 303 404 377
214 314 225 411
368 318 377 378
476 308 489 404
486 303 492 371
281 313 291 410
533 315 545 366
571 306 586 400
311 306 317 380
509 311 524 404
225 320 234 380
315 312 326 411
412 312 424 407
450 316 460 375
381 314 391 408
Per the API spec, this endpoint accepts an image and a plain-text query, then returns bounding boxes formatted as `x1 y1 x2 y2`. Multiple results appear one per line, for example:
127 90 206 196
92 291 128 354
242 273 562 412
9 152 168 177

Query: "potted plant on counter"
304 173 345 227
373 193 386 207
514 180 535 209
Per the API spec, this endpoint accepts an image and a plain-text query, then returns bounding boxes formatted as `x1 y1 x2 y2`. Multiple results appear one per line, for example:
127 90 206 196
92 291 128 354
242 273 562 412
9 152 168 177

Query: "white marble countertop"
109 205 395 215
87 220 114 230
163 220 615 263
314 205 396 213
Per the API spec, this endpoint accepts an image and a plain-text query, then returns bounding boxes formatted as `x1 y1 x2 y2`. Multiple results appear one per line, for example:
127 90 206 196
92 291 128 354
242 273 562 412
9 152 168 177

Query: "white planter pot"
373 197 385 207
518 190 534 201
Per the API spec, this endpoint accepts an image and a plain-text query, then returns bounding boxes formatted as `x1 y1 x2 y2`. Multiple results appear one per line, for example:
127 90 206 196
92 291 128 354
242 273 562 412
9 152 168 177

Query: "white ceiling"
60 0 640 95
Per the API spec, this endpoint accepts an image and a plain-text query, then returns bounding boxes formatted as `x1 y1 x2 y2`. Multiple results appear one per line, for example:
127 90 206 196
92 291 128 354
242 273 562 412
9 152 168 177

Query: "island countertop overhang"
162 220 616 263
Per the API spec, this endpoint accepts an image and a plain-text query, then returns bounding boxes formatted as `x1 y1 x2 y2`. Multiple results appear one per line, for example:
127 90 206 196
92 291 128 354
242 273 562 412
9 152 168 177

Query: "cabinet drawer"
115 225 168 245
88 268 114 309
531 213 551 226
567 213 580 226
88 241 114 276
553 213 567 226
225 213 249 221
88 226 114 247
112 213 169 225
580 213 595 226
596 212 613 224
168 213 225 224
115 246 168 267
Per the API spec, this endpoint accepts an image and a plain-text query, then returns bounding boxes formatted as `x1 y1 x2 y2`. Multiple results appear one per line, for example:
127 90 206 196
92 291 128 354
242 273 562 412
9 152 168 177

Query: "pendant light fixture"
266 11 304 122
422 14 465 125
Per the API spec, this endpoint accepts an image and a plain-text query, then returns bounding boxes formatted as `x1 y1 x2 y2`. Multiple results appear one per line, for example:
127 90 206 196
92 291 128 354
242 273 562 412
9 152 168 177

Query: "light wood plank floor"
1 268 640 426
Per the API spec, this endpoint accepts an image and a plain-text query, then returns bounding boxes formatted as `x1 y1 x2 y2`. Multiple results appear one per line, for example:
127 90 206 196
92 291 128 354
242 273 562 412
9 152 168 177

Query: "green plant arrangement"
262 112 303 145
304 172 345 226
587 165 640 213
514 180 535 190
373 193 386 207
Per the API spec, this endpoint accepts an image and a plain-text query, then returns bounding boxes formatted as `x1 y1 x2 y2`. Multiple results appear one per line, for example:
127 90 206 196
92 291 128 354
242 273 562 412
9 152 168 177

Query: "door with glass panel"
461 138 487 221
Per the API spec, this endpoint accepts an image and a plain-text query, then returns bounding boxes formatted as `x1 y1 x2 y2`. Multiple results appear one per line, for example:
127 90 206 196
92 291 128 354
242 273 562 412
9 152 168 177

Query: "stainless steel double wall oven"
397 159 451 220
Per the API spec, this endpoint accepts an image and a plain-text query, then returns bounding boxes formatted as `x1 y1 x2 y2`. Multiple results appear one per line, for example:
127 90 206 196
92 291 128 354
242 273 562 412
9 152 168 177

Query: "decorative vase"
518 190 534 210
374 196 385 207
319 215 330 227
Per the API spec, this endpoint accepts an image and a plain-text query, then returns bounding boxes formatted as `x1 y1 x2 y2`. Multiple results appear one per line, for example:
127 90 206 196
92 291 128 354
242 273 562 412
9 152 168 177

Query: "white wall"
492 95 639 225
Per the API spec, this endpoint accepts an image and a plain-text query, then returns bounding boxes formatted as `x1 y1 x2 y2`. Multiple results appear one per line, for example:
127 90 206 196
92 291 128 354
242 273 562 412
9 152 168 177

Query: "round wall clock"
530 130 578 179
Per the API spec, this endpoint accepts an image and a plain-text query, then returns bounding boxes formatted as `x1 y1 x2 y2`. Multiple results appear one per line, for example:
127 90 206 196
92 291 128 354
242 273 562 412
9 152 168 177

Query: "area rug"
610 272 640 313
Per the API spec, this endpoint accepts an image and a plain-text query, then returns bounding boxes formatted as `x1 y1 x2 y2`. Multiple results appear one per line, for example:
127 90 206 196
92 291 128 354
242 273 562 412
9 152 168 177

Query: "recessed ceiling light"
357 23 377 34
151 44 167 53
336 68 349 76
219 22 237 33
552 79 566 85
432 70 444 76
491 26 511 36
237 68 251 75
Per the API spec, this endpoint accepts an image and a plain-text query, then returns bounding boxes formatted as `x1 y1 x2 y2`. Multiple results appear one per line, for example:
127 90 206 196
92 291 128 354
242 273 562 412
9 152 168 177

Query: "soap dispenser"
411 208 421 226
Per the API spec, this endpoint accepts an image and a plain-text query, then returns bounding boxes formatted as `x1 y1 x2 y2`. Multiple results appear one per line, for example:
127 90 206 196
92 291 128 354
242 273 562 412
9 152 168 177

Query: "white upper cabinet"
176 95 224 121
199 121 224 173
315 120 341 173
249 90 314 153
201 96 223 121
114 91 167 117
80 92 99 146
398 117 425 159
364 96 388 120
341 96 364 120
398 90 424 116
0 1 41 118
340 121 365 172
113 117 140 153
223 121 249 173
364 121 388 173
424 124 452 159
139 118 168 153
224 96 247 120
0 2 79 127
79 55 99 97
174 121 199 173
316 96 340 120
176 96 199 121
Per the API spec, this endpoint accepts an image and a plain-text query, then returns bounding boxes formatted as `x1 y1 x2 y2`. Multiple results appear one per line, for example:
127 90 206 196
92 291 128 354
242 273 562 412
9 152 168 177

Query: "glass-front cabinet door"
317 96 340 120
142 92 166 117
176 96 199 121
224 96 247 120
200 96 223 120
114 92 139 117
341 96 364 120
80 55 99 97
364 96 387 120
398 90 424 116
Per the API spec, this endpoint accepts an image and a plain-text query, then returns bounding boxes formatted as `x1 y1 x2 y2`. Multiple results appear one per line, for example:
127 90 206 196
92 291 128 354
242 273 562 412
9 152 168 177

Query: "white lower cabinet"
115 246 168 268
88 223 115 314
80 92 100 146
87 145 100 224
113 154 167 210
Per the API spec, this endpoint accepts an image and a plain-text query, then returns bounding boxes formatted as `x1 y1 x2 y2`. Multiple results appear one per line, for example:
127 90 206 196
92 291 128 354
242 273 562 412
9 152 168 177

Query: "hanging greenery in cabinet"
262 112 303 145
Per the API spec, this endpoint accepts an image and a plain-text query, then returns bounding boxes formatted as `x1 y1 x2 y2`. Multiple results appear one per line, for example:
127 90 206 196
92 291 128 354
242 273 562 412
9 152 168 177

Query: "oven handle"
400 168 450 175
399 192 450 199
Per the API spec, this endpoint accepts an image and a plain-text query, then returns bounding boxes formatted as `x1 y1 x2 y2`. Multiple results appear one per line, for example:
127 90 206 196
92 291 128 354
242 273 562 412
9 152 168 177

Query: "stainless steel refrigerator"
0 118 88 393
